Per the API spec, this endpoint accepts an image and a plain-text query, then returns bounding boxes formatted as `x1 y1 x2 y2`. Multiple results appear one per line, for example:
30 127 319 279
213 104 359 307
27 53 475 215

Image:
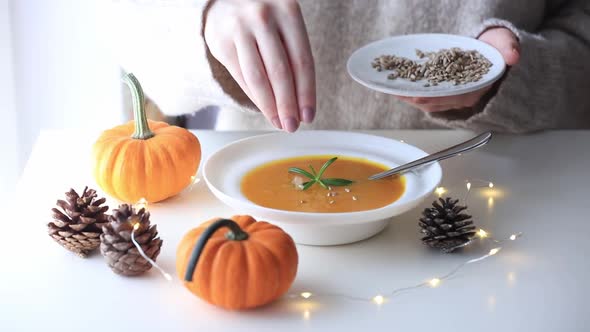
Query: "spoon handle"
368 131 493 180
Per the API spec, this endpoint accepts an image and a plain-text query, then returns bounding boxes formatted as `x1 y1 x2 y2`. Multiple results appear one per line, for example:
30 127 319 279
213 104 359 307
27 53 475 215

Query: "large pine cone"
100 204 163 276
419 197 476 253
48 187 109 258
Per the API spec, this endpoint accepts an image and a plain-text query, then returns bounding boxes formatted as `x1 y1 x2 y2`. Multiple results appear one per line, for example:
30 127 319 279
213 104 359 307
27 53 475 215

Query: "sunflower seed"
372 48 492 87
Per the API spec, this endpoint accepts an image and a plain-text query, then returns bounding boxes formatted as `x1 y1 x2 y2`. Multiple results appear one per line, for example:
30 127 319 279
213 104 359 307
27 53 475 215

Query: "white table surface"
2 129 589 332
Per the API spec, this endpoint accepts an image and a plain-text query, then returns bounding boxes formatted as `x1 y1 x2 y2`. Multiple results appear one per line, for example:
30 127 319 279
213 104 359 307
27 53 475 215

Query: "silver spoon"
368 131 493 180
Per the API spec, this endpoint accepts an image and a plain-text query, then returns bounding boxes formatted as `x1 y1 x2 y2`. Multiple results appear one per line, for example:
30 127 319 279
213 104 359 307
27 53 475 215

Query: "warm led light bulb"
489 247 501 256
372 295 385 305
300 292 312 299
510 234 517 241
135 198 148 211
429 278 441 287
466 182 472 190
435 187 446 196
489 182 494 188
133 223 140 231
477 229 488 238
303 310 311 320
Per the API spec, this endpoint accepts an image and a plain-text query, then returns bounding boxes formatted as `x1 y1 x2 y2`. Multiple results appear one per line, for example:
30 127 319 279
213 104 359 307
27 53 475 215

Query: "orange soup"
241 155 405 213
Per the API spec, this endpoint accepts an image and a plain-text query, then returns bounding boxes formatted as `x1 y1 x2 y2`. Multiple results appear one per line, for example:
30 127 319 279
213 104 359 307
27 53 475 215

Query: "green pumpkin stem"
123 73 155 140
184 219 249 282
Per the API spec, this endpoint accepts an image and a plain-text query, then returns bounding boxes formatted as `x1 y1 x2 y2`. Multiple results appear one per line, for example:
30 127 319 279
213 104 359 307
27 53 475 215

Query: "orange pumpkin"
93 73 201 203
176 215 298 310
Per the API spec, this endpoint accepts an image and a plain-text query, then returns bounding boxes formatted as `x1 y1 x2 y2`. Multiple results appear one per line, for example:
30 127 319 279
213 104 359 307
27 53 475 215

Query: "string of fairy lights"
130 173 521 309
286 179 522 306
287 232 522 306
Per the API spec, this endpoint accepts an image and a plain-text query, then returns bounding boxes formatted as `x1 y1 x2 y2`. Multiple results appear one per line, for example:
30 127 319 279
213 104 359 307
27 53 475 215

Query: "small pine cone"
100 204 163 276
419 197 476 253
47 187 109 258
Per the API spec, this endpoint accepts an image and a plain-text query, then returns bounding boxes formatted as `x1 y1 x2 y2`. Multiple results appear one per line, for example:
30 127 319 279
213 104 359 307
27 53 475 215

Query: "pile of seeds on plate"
371 48 492 87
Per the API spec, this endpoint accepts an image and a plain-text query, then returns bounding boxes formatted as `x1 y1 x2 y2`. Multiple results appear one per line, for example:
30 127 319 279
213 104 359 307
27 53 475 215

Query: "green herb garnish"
289 157 353 190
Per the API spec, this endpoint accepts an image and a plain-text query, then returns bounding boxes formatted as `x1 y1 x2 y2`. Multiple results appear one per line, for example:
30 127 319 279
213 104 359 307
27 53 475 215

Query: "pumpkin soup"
241 156 405 213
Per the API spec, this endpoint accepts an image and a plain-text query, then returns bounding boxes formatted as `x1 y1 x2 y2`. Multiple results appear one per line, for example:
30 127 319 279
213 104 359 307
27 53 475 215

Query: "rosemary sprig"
288 157 353 190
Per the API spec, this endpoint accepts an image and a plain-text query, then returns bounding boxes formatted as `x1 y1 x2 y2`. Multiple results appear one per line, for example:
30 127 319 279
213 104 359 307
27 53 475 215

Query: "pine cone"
48 187 109 258
100 204 163 276
419 197 476 253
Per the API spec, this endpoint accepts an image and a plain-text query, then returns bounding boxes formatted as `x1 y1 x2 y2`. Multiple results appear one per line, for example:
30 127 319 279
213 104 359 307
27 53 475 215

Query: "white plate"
203 131 442 245
347 33 506 97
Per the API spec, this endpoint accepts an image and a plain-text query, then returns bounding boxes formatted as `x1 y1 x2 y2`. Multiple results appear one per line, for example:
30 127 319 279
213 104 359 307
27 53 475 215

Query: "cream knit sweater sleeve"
427 0 590 133
108 0 254 116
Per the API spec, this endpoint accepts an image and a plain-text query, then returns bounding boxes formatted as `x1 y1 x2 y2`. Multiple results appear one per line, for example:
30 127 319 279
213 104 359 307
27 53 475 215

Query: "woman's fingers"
234 32 281 129
215 44 255 106
254 22 300 132
395 85 490 112
275 0 316 123
205 0 314 132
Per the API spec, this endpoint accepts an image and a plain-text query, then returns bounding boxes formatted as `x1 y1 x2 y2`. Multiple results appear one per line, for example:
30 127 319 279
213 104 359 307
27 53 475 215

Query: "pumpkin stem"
122 73 155 140
184 219 249 282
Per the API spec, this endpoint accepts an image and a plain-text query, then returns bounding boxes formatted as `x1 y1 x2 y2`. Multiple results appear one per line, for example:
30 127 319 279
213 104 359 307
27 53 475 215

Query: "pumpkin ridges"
238 243 251 308
248 231 298 298
244 239 283 308
146 119 171 131
95 138 130 201
94 126 132 144
152 125 191 137
208 241 240 307
265 233 299 296
231 215 257 227
149 137 177 198
137 127 199 201
94 137 131 201
241 240 279 308
115 139 146 202
193 236 226 302
136 138 165 202
140 140 158 202
98 120 170 141
237 217 297 303
242 221 280 234
239 241 260 308
94 131 130 146
223 241 250 309
151 132 197 198
242 241 257 307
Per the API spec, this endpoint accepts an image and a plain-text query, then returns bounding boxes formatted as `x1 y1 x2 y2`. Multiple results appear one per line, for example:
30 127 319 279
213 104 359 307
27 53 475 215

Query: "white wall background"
0 0 19 201
1 0 124 198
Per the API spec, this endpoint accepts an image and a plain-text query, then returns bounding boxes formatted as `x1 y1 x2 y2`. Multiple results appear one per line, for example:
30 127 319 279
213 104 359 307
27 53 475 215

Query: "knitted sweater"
110 0 590 133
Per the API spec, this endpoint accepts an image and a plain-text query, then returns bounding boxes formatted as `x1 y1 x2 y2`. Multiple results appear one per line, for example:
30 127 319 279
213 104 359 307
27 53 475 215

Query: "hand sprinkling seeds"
371 48 492 86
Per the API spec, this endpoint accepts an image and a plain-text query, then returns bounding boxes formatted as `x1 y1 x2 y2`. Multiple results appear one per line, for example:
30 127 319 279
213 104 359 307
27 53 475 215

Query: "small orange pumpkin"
93 73 201 203
176 215 298 310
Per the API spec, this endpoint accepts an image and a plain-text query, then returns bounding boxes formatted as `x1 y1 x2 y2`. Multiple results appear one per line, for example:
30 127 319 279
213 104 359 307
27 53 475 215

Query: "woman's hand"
395 27 520 112
204 0 315 132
